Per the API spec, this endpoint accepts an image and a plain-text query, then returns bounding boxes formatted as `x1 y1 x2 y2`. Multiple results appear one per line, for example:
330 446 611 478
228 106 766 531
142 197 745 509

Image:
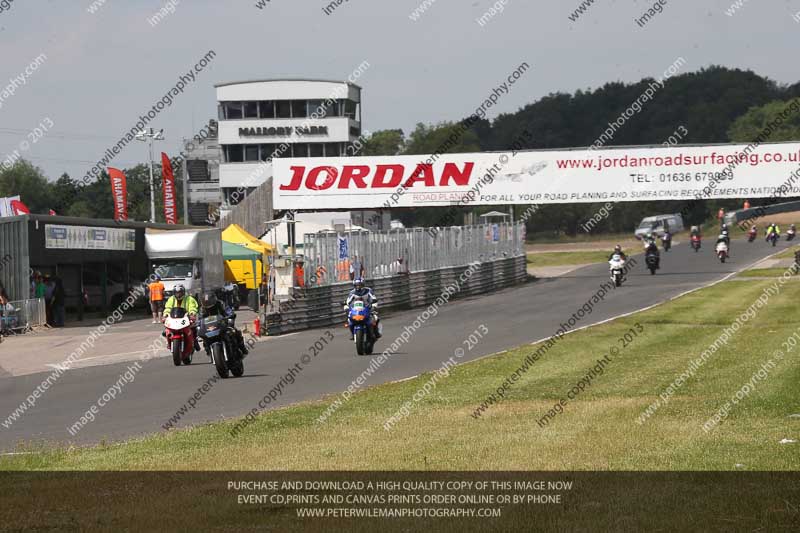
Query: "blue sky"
0 0 798 180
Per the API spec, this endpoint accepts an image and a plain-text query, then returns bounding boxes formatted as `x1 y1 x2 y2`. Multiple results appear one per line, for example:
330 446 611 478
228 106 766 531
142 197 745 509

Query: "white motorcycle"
716 241 729 263
609 254 626 287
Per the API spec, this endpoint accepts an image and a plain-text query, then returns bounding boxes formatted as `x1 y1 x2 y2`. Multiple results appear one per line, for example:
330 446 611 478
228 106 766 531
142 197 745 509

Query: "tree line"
2 66 799 235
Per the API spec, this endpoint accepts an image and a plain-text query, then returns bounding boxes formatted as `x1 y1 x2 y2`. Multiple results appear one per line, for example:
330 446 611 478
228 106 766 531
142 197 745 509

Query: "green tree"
728 98 800 142
361 129 405 156
0 160 52 213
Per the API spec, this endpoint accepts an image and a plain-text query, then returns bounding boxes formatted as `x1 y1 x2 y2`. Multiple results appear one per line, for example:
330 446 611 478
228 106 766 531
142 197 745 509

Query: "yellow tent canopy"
221 224 274 290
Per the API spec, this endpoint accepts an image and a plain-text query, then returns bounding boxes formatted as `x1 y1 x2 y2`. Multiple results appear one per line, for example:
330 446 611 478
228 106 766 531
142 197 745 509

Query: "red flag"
161 153 178 225
108 167 128 221
9 199 29 215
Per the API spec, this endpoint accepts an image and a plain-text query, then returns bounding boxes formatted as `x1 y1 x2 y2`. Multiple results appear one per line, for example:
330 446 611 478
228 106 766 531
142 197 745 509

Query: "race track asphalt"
0 236 794 451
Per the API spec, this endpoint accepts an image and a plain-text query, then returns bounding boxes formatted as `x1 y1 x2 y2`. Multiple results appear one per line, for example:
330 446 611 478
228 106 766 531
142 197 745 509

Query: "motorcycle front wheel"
213 342 229 378
172 339 182 366
355 329 365 355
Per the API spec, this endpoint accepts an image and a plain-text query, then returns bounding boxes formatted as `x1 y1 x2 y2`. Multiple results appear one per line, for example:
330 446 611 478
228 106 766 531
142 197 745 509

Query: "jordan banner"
161 152 178 224
272 142 800 209
108 167 128 221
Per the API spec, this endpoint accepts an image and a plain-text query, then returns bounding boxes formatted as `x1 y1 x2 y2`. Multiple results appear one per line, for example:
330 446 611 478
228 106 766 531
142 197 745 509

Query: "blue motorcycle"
347 297 376 356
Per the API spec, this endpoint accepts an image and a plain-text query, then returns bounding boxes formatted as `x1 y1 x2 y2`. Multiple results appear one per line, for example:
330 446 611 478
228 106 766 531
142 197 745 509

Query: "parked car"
634 214 684 239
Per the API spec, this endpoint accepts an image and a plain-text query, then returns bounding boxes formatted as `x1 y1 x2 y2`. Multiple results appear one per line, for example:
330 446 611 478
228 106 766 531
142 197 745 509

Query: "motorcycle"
690 235 701 252
661 232 671 252
164 307 196 366
222 282 241 310
609 254 626 287
787 229 796 241
716 241 729 263
748 229 757 243
199 312 245 378
645 248 660 275
346 296 380 356
767 232 779 247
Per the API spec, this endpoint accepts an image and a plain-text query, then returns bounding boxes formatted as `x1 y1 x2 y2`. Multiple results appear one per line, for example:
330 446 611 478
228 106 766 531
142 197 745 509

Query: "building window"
259 101 275 119
307 100 325 118
343 100 358 119
325 100 340 117
324 143 340 157
276 100 292 118
223 102 243 119
260 144 277 161
226 145 244 163
292 144 309 158
291 100 307 118
243 101 258 119
272 146 290 158
309 144 324 157
244 144 259 161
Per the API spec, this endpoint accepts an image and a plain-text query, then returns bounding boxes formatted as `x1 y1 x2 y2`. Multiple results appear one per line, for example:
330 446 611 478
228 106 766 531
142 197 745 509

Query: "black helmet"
174 284 186 299
353 278 364 290
202 292 217 309
614 244 621 253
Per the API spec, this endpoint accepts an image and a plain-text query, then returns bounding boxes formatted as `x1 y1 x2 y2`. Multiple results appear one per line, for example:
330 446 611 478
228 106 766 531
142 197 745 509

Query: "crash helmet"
353 278 364 291
721 223 728 231
174 284 186 299
202 292 217 310
614 244 622 253
792 224 796 230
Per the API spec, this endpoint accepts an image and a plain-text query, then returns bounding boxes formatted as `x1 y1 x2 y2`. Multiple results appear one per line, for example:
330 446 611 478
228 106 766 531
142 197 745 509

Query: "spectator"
52 277 65 327
0 283 7 339
349 254 365 280
148 275 166 324
44 275 55 326
259 273 268 306
34 272 46 300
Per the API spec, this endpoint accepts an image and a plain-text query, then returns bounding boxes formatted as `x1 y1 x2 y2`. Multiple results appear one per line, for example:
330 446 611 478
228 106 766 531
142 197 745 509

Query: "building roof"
214 78 362 90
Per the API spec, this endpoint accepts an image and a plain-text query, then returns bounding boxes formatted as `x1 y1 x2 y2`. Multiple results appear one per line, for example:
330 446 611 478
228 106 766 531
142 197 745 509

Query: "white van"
634 214 684 239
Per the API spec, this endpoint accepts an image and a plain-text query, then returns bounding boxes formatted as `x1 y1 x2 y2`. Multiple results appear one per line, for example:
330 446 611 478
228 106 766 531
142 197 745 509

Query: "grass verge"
2 279 799 471
526 251 609 267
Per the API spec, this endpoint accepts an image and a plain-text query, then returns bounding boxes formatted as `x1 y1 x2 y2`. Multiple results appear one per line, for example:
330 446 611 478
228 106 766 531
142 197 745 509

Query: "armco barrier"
724 200 800 227
265 256 527 336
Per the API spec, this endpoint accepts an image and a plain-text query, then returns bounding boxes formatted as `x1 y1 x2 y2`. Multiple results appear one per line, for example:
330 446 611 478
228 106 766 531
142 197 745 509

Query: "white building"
215 78 363 204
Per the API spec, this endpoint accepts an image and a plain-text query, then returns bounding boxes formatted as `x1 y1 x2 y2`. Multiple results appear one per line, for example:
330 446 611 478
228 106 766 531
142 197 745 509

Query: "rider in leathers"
344 278 381 340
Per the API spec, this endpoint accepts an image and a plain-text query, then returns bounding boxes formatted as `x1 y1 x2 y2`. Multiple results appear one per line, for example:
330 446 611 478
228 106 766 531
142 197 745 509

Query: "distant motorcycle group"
608 221 796 284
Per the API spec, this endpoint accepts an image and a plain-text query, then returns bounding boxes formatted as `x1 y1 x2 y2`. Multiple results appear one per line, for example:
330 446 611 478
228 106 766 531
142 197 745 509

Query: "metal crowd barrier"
265 255 528 336
0 297 47 335
302 222 525 287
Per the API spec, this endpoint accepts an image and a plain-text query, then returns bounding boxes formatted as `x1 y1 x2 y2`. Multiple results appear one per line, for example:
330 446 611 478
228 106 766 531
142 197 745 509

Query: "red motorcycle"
164 307 196 366
690 234 701 252
748 228 757 242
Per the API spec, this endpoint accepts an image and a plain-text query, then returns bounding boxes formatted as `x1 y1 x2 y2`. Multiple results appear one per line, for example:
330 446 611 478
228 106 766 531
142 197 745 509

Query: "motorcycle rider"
163 284 201 351
200 292 248 356
608 244 627 261
690 225 700 237
788 224 796 238
343 278 381 340
766 223 780 241
643 233 660 267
